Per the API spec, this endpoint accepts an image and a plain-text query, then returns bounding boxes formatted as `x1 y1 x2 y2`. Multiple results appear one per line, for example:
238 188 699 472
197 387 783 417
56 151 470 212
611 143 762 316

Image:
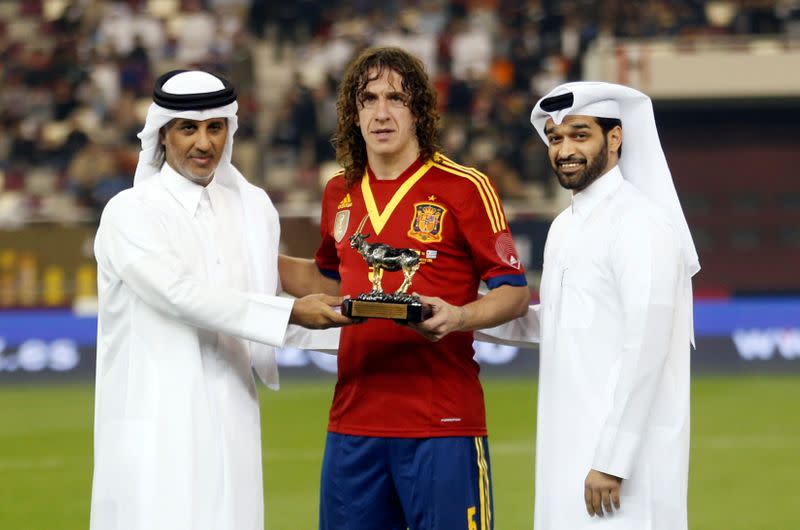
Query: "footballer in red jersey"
316 152 527 437
283 47 530 530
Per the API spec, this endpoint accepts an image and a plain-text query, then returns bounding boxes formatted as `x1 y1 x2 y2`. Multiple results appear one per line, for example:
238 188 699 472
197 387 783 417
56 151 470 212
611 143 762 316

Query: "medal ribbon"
360 160 433 235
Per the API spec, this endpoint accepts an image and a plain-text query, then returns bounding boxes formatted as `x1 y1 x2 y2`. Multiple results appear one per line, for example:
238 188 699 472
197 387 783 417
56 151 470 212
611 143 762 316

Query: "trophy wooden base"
342 297 428 323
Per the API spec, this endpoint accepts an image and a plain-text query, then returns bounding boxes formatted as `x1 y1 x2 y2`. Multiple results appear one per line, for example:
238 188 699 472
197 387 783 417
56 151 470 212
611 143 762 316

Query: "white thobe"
479 166 692 530
90 164 302 530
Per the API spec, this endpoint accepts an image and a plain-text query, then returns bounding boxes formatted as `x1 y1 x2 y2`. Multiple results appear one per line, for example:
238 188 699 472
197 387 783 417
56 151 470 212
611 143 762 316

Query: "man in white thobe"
90 70 352 530
477 82 700 530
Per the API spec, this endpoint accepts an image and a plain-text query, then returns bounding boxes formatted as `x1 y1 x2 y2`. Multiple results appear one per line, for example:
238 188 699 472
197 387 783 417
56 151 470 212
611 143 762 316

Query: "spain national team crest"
334 209 350 242
408 203 446 243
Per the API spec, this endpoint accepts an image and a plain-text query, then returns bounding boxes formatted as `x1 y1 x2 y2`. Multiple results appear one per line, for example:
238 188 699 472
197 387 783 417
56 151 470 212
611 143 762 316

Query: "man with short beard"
478 81 700 530
548 115 615 192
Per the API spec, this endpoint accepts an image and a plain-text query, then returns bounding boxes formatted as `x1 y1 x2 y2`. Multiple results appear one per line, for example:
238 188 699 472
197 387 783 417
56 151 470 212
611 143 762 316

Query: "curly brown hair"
333 47 441 187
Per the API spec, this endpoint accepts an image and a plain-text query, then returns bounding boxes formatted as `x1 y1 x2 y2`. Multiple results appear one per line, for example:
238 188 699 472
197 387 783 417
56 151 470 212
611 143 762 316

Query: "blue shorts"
319 433 493 530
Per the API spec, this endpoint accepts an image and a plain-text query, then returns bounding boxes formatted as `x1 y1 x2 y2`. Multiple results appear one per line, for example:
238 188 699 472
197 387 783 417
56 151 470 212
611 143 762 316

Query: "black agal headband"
539 92 574 112
153 70 237 110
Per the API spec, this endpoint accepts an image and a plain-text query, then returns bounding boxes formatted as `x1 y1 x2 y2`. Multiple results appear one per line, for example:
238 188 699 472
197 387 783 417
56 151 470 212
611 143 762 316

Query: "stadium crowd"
1 0 798 226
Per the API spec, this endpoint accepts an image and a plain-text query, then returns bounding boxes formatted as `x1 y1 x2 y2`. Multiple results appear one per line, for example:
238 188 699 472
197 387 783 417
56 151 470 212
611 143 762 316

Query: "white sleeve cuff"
243 294 295 346
592 426 640 479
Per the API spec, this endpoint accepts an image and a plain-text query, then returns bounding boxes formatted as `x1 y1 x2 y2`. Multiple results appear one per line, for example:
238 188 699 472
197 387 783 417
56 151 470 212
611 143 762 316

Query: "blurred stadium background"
1 0 799 528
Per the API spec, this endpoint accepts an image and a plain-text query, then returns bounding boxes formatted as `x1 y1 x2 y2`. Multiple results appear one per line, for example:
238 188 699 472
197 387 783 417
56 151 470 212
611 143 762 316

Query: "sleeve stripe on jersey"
433 163 503 234
438 154 506 232
436 155 504 232
435 155 506 232
434 161 499 233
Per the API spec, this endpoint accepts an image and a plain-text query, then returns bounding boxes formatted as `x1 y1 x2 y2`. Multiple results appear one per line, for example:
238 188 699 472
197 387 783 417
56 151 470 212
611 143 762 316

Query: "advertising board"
1 298 798 382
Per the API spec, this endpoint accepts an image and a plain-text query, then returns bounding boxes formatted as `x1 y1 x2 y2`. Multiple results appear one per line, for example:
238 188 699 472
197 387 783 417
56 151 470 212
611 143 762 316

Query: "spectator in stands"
445 65 477 114
48 116 90 171
274 2 302 59
51 78 80 121
90 69 353 530
7 118 41 169
174 0 217 65
450 16 493 81
510 18 544 92
85 46 121 120
119 34 152 97
52 0 84 34
66 140 124 218
480 81 700 530
96 3 138 58
111 89 143 143
317 72 340 126
226 28 257 138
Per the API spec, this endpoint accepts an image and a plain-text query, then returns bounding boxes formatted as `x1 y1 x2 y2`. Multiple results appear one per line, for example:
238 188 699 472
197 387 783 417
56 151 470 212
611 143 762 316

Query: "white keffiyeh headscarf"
531 81 700 278
134 70 244 189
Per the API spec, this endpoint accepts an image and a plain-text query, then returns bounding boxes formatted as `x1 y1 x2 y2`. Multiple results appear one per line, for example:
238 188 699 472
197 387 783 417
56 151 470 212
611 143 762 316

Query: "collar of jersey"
360 158 434 235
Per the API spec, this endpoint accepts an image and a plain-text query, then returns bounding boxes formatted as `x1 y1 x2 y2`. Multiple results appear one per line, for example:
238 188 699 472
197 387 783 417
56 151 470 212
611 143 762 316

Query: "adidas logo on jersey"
337 193 353 210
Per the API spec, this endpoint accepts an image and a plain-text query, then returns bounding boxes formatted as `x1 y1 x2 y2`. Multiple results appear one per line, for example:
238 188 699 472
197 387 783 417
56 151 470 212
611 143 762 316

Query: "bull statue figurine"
350 214 420 295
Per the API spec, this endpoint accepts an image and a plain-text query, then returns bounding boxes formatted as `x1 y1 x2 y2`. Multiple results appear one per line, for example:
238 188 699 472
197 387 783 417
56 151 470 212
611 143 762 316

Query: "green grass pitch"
0 375 798 529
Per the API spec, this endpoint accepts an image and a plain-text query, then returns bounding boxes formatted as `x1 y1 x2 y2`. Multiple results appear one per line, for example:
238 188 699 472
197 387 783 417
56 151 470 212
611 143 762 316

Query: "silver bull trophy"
341 215 431 322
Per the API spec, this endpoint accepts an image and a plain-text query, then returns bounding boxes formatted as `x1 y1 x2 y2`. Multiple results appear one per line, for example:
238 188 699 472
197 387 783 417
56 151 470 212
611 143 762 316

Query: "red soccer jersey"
315 153 527 437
